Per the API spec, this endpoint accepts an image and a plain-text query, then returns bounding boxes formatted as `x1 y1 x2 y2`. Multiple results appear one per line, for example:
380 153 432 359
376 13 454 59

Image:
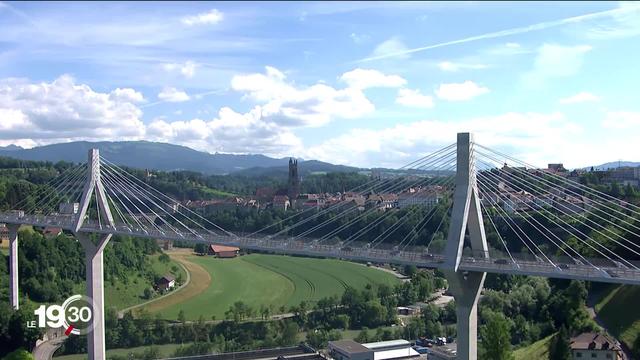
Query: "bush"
2 349 35 360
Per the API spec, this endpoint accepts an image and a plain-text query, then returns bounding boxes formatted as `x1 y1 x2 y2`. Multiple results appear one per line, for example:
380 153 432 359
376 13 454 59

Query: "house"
209 244 240 258
272 195 290 211
156 239 173 251
570 332 623 360
156 275 176 291
43 227 63 239
397 191 441 209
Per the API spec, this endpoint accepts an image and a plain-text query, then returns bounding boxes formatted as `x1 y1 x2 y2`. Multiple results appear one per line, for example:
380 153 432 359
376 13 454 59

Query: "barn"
209 244 240 258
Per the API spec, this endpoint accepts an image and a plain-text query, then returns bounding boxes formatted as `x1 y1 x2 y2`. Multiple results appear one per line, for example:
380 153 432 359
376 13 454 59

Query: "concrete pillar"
8 224 19 310
78 233 112 360
444 271 485 360
442 133 488 360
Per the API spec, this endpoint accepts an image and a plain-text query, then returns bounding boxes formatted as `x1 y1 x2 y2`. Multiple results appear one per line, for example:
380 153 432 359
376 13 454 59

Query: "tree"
178 309 186 324
194 243 207 255
480 312 515 360
633 335 640 359
2 349 35 360
548 326 571 360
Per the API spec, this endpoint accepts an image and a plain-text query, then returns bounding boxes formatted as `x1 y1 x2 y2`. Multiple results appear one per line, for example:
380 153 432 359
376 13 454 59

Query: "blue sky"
0 1 639 168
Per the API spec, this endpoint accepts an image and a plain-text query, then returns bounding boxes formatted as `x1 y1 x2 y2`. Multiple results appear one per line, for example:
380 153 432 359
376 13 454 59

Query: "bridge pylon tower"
443 133 488 360
75 149 114 360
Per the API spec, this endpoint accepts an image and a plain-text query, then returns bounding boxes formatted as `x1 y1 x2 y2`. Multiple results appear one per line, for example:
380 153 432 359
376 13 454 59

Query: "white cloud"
559 92 600 104
350 33 370 44
522 44 592 87
146 107 303 156
584 2 640 39
437 61 488 72
158 87 190 103
230 66 375 127
110 88 145 103
0 75 145 144
395 88 434 108
370 37 410 60
162 61 197 78
435 81 489 101
339 68 406 89
181 9 223 26
602 111 640 129
357 6 633 62
304 112 581 168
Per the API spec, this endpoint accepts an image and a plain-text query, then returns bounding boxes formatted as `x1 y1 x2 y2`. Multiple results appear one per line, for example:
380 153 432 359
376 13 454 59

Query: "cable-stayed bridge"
2 133 640 360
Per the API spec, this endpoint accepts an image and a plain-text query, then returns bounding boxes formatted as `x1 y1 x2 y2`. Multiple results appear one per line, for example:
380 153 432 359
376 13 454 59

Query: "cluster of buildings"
181 159 446 214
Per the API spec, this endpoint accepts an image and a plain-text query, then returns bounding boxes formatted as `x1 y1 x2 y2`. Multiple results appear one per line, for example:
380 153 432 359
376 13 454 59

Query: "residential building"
209 244 240 258
397 190 441 209
570 332 623 360
156 275 176 291
548 163 567 172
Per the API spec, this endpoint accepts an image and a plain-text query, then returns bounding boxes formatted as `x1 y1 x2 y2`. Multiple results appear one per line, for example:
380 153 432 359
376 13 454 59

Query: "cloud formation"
340 68 407 89
0 75 145 143
181 9 223 26
435 81 489 101
395 88 434 108
158 87 190 102
559 92 600 104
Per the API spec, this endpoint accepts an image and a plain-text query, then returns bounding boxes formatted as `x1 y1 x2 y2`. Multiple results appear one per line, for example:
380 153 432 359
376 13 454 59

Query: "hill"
233 159 361 177
588 161 640 170
0 141 341 175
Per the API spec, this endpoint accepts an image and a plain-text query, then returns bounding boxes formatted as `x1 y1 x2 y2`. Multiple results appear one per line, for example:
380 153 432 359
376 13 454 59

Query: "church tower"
288 158 301 201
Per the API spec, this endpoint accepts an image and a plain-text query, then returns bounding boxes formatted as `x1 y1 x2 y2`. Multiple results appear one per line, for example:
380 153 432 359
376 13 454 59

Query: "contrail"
356 5 638 62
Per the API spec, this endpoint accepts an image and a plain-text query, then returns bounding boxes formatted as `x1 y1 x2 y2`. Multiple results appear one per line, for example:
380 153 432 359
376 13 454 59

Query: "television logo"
27 294 95 336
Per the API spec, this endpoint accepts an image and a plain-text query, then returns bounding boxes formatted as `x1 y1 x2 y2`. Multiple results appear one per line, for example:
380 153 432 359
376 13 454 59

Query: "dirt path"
121 249 212 317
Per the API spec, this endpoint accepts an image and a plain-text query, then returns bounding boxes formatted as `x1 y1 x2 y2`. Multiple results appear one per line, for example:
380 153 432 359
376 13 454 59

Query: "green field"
595 285 640 350
153 254 400 320
513 333 553 360
99 254 187 310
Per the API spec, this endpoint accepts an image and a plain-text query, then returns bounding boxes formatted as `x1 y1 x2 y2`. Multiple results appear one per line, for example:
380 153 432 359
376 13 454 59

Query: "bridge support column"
9 224 20 310
442 133 488 360
78 233 112 360
444 270 485 360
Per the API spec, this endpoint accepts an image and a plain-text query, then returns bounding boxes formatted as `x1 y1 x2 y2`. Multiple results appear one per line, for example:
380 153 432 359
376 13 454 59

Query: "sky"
0 1 639 169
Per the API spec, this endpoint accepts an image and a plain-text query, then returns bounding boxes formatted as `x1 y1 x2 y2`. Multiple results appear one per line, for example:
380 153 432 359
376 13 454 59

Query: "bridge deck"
3 214 640 286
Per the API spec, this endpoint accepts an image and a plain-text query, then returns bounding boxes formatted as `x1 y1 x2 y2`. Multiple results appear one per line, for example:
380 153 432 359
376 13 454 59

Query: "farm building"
156 275 176 291
209 244 240 258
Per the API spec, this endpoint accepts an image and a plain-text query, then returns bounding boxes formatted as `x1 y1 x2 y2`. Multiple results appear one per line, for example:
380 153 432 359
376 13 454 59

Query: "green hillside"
595 285 640 352
153 254 400 320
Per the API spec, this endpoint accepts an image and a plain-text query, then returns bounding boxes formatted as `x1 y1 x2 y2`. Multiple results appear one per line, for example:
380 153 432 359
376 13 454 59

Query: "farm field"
145 252 401 320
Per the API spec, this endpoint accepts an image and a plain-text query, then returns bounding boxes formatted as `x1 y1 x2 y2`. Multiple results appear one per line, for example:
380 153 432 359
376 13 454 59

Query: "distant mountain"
233 160 361 178
587 161 640 171
0 141 300 175
0 145 23 151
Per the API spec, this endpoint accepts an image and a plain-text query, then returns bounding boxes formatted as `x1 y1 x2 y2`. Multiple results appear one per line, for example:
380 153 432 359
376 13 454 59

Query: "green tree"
548 326 571 360
633 335 640 360
2 349 35 360
480 313 514 360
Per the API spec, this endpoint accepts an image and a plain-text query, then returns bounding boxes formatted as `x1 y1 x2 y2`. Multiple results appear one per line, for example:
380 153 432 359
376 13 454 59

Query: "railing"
2 213 640 285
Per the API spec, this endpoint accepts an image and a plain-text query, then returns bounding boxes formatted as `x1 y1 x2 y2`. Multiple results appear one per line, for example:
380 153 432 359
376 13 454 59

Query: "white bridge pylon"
75 149 114 360
443 133 488 360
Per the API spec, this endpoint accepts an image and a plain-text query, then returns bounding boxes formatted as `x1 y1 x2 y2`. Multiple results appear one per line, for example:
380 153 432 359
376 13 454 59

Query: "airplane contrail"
356 5 638 62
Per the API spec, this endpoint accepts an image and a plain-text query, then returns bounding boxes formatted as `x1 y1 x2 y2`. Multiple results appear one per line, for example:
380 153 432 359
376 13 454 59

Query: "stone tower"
288 158 301 201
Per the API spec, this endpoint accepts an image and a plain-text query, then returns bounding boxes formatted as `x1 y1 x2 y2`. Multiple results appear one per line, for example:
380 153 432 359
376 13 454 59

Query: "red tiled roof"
210 244 239 253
